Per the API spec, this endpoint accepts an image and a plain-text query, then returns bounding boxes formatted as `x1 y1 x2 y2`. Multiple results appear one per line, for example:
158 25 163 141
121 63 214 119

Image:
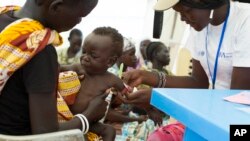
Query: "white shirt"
186 1 250 89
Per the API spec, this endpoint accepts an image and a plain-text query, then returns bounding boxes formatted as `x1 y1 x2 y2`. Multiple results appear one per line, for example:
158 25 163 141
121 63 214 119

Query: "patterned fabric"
58 71 81 105
123 37 135 52
108 64 119 76
0 6 20 13
87 132 102 141
117 112 169 141
57 93 74 122
0 6 62 93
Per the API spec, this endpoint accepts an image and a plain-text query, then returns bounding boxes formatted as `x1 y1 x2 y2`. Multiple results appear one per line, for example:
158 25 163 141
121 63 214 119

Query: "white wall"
0 0 24 6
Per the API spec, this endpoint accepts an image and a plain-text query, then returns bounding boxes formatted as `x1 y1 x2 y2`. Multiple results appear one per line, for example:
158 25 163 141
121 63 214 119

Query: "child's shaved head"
93 27 124 57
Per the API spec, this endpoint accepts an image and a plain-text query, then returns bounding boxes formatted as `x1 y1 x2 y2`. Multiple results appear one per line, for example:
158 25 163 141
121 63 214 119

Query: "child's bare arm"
59 63 79 72
111 74 125 92
60 63 85 77
109 74 127 93
106 109 147 123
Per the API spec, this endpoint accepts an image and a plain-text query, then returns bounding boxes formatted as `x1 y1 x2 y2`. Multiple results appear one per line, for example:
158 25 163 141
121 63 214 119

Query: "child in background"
108 37 137 76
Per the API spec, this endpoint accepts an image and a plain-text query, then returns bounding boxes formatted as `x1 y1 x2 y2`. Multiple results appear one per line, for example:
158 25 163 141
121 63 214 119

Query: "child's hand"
147 108 163 126
137 115 148 123
117 88 152 110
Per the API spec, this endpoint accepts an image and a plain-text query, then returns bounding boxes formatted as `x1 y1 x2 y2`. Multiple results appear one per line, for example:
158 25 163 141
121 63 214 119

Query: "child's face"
81 33 116 74
121 48 137 68
156 45 170 66
45 0 98 32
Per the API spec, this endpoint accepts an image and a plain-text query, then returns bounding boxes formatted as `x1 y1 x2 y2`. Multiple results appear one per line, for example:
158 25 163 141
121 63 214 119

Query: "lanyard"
205 4 230 89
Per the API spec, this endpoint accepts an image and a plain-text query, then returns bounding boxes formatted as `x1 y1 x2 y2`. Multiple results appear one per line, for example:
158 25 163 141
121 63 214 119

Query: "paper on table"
224 91 250 105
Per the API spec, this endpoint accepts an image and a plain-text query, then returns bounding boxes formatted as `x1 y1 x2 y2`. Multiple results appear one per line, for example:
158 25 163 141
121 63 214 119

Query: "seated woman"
0 1 107 137
145 41 172 75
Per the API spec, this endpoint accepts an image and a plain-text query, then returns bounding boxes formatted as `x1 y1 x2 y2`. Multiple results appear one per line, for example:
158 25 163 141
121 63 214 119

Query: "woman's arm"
29 92 108 134
164 59 209 88
29 92 59 134
123 59 209 89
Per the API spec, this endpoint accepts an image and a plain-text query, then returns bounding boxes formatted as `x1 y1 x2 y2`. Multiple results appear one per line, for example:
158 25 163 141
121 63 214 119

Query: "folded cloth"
147 122 185 141
58 71 81 105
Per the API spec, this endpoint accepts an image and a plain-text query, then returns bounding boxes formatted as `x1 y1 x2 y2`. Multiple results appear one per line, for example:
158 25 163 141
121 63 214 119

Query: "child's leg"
89 122 116 141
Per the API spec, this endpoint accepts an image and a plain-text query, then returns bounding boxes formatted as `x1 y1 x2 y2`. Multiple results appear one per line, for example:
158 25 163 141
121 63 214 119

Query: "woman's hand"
122 70 144 87
82 93 108 123
122 70 159 87
118 88 152 110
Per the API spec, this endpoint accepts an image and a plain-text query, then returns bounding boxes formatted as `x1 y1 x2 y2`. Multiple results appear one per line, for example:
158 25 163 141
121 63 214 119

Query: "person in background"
139 41 173 123
108 37 137 76
121 0 250 140
0 0 108 136
57 28 83 65
145 41 172 75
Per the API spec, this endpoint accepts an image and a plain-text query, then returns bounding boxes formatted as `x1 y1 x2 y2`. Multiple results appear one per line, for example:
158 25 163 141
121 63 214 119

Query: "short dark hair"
146 41 165 61
93 27 123 57
69 28 82 39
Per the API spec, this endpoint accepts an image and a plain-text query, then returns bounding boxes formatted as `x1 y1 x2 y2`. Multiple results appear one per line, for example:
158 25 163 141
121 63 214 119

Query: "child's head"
146 41 170 66
81 26 123 74
68 28 83 52
23 0 98 32
119 37 137 68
